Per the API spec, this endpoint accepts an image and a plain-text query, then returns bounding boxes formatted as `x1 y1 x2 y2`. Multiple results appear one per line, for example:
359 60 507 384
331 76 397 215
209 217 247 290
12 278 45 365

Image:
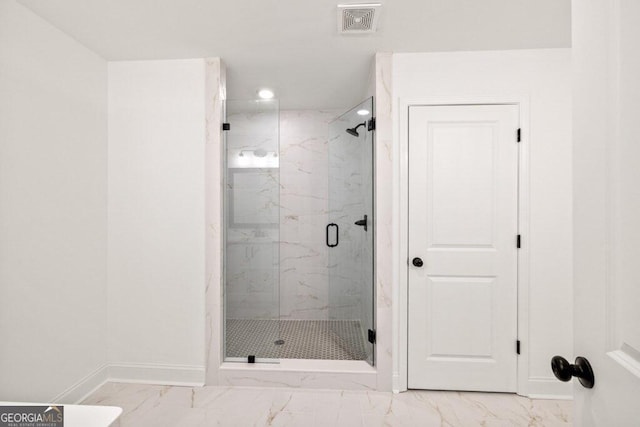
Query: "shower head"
346 122 367 137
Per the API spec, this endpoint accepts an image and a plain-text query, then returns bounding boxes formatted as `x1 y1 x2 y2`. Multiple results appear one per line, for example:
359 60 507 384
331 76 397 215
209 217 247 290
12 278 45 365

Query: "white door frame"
396 96 531 396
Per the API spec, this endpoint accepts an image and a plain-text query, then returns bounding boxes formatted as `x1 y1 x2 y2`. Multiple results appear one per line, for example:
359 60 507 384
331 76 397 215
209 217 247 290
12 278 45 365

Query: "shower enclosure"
223 97 375 365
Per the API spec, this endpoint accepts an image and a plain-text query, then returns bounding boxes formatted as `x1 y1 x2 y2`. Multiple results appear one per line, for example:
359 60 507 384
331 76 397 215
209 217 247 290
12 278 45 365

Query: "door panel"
429 125 496 248
572 1 640 425
427 277 494 358
408 104 519 392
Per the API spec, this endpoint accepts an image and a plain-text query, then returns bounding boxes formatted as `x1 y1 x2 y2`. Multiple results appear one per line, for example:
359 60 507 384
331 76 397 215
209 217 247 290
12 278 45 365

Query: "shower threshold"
225 319 368 361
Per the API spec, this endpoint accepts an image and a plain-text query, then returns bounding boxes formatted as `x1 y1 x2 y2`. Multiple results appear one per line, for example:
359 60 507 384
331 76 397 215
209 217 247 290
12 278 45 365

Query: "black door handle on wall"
326 223 338 248
551 356 595 389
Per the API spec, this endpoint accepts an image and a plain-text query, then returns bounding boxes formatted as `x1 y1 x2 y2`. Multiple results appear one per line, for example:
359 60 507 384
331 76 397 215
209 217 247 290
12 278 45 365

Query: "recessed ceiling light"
357 109 370 116
258 89 274 99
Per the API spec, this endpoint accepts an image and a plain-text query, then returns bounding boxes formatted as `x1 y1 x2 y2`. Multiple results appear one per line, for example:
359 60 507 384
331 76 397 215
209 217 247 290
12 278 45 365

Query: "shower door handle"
326 223 339 248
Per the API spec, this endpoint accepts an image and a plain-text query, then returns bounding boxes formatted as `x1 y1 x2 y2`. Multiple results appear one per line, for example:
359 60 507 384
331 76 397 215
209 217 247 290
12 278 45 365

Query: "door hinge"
368 117 376 131
368 329 376 344
517 234 521 249
516 340 521 355
222 123 231 131
517 128 521 142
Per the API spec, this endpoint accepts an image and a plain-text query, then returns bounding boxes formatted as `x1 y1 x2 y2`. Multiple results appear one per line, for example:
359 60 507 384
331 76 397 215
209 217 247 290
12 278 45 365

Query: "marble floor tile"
82 382 572 427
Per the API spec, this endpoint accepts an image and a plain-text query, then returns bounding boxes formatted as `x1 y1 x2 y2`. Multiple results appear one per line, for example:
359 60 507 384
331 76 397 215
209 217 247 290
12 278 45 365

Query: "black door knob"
412 257 424 267
551 355 595 389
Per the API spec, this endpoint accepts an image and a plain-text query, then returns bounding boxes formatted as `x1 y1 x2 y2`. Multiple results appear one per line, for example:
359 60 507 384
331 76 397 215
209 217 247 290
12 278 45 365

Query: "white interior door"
408 104 519 392
572 1 640 425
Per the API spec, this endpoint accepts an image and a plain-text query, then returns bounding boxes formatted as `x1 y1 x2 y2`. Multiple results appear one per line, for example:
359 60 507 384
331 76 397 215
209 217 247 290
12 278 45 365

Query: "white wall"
108 59 208 383
392 49 572 397
0 1 108 402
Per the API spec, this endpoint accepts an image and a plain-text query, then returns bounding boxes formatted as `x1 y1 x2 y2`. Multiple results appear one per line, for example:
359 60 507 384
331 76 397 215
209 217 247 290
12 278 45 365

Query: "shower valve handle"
354 214 368 231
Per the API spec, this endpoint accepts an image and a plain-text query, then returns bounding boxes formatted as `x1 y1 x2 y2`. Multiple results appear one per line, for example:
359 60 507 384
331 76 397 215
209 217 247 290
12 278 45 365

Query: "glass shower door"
327 97 375 365
223 99 281 363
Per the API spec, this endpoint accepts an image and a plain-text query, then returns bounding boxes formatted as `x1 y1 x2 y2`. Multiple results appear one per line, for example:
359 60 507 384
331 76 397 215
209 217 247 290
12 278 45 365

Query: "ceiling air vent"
338 3 381 34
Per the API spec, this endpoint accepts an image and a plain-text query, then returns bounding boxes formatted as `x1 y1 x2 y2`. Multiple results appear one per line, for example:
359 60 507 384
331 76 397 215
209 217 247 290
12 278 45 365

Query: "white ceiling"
18 0 571 110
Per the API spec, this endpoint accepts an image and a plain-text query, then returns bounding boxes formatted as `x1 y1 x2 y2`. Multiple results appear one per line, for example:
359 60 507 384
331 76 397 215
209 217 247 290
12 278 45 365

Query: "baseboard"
50 366 571 403
108 363 205 387
50 363 205 404
392 372 405 392
51 364 109 404
526 377 573 400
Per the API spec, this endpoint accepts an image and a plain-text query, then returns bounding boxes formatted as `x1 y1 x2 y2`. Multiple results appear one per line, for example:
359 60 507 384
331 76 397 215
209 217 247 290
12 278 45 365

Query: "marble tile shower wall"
226 109 342 321
225 107 280 320
279 110 341 320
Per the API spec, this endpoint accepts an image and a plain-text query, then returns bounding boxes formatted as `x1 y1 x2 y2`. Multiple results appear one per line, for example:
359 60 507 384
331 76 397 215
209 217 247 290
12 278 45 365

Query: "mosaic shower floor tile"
225 319 369 360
